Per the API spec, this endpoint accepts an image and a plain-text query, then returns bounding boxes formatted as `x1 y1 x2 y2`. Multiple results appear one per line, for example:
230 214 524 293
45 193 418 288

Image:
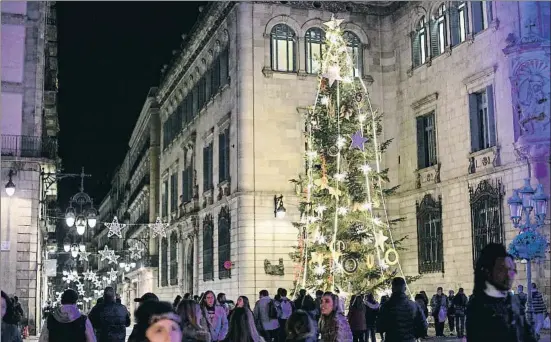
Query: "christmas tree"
290 16 420 296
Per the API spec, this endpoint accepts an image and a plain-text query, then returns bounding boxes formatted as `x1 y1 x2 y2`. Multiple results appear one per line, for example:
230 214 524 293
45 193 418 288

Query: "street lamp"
65 207 76 227
70 244 79 258
64 168 97 236
5 170 15 197
507 178 549 327
63 238 71 253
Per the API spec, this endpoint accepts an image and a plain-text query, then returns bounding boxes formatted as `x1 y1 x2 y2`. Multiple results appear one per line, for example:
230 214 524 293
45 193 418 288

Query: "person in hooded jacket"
88 287 130 342
38 289 96 342
2 291 22 342
363 293 379 342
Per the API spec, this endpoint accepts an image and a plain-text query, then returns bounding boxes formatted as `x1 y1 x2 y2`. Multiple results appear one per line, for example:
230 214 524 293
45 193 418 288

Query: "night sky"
56 1 207 205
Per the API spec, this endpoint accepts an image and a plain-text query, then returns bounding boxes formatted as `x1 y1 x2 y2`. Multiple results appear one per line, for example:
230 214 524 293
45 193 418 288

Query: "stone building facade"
92 88 161 315
153 1 549 303
1 1 59 334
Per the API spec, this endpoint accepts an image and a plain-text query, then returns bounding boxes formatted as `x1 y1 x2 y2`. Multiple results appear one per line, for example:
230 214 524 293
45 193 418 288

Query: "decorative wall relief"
264 258 285 276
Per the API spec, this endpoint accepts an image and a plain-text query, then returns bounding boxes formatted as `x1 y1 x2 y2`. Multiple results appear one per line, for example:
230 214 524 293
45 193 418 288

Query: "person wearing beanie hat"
127 301 181 342
38 289 96 342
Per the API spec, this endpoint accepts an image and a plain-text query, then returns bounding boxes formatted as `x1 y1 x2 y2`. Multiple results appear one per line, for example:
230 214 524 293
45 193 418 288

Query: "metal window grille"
169 232 178 285
202 215 214 281
416 194 444 274
218 206 231 279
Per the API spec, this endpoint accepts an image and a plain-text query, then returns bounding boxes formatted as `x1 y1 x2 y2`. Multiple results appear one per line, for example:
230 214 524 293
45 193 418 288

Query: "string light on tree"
289 15 420 295
106 216 126 238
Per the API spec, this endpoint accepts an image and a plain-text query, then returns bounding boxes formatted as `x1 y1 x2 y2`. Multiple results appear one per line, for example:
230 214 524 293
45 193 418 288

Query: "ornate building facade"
154 1 549 303
1 1 59 334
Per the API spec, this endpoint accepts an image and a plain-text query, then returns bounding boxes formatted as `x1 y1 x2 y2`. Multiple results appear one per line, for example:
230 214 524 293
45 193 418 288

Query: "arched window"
160 237 168 287
169 232 178 285
218 207 231 279
271 24 296 72
305 28 325 74
416 194 444 274
450 1 469 45
430 4 447 57
412 16 427 68
202 214 214 281
344 31 363 78
469 179 503 269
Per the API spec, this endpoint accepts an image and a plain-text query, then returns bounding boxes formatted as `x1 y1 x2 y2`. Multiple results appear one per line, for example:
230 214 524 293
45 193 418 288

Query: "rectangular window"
162 180 169 217
204 69 212 101
469 85 496 152
203 143 213 192
306 41 323 74
420 31 426 64
273 39 295 72
219 47 229 87
186 93 193 123
170 173 178 213
416 195 444 274
416 113 438 169
198 76 206 110
182 165 193 203
459 4 467 42
218 129 230 183
192 86 199 118
472 1 487 34
211 56 221 95
438 19 446 54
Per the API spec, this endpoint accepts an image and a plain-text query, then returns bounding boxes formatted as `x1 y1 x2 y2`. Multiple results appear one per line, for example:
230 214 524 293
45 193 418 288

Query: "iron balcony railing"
1 135 58 160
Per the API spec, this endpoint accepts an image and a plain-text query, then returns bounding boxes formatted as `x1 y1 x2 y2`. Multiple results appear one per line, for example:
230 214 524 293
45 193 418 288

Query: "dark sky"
56 1 207 206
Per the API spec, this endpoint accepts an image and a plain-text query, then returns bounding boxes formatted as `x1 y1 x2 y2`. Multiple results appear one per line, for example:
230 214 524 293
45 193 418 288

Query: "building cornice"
129 87 158 149
260 1 406 16
157 2 236 105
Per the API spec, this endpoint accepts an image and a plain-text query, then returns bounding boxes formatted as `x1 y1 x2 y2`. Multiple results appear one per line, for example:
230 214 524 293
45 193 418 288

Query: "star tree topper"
323 14 344 30
106 216 126 238
149 217 169 238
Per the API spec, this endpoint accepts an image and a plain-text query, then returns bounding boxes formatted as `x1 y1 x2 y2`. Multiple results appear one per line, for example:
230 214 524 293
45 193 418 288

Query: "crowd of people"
0 243 549 342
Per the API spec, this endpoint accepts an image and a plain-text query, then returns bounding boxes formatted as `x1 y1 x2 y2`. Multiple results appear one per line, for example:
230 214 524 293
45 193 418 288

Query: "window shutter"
218 133 225 182
203 146 208 191
205 69 212 101
209 145 213 187
430 20 440 58
486 85 496 147
471 1 483 33
469 93 480 152
182 170 187 202
416 117 427 169
192 86 199 118
411 34 421 67
450 6 460 46
186 94 193 123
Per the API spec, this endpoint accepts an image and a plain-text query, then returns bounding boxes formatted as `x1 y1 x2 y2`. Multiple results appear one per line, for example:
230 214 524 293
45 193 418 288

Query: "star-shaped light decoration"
83 270 96 281
108 253 120 265
78 289 86 296
374 230 389 253
78 251 91 262
98 246 115 262
106 216 126 238
107 268 118 282
323 14 344 30
350 130 368 151
322 64 342 87
313 263 326 276
76 283 85 292
129 243 144 260
149 217 170 238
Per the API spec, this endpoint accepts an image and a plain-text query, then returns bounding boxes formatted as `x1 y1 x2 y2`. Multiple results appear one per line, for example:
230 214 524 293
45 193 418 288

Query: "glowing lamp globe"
5 179 15 197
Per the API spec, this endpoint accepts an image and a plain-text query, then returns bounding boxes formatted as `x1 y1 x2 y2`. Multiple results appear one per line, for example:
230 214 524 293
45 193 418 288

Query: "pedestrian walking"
88 287 131 342
531 283 548 339
129 300 182 342
447 290 455 336
347 295 366 342
319 292 353 342
1 291 22 342
225 307 265 342
275 288 295 342
364 293 379 342
285 310 317 342
451 288 468 338
176 299 211 342
515 285 528 316
200 290 229 342
38 289 96 342
466 243 537 342
430 287 448 337
253 290 279 342
377 277 427 342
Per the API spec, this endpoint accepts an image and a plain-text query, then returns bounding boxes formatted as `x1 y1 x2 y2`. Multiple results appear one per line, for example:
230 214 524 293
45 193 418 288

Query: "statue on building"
516 71 550 136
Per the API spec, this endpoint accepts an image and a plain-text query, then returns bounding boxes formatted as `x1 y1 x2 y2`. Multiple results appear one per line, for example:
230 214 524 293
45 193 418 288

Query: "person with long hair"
319 292 352 342
236 296 251 311
466 243 536 342
176 299 211 342
225 307 265 342
364 293 379 342
172 295 182 310
285 310 317 342
1 291 22 342
200 290 228 342
347 295 366 342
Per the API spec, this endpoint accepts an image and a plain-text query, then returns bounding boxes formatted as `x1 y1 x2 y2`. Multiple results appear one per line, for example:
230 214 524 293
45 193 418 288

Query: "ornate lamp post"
65 168 97 235
507 179 549 326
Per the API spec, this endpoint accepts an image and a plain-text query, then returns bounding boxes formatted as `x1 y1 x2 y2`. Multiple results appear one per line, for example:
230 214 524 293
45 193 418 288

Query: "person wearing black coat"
88 287 131 342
